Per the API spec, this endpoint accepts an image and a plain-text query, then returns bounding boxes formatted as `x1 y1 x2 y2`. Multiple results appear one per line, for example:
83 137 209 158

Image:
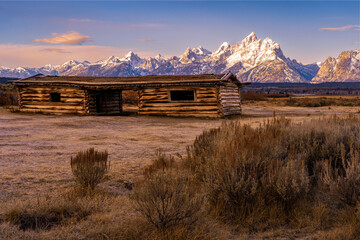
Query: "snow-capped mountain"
1 32 356 82
311 50 360 83
180 46 211 63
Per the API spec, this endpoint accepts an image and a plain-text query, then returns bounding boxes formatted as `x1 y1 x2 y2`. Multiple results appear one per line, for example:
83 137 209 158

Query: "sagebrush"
71 148 110 190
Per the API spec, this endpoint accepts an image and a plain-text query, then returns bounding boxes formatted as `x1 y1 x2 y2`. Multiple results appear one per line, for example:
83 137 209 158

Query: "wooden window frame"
168 89 197 102
50 92 61 102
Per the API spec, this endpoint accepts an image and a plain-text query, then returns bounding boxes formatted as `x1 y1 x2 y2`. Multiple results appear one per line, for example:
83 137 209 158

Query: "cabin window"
50 92 61 102
170 90 195 101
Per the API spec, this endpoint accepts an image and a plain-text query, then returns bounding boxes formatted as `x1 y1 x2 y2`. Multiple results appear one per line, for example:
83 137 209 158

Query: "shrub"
0 85 18 106
184 116 360 228
320 148 360 206
70 148 110 190
2 196 92 231
241 92 268 101
285 97 360 107
143 150 176 177
131 170 203 235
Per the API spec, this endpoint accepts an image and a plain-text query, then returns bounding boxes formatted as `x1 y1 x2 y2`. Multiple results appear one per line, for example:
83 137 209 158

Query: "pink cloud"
139 38 154 42
41 48 71 53
319 25 360 31
32 31 92 45
0 44 155 68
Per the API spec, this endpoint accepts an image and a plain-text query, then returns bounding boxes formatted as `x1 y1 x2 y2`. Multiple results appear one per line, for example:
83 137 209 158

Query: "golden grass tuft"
71 148 110 190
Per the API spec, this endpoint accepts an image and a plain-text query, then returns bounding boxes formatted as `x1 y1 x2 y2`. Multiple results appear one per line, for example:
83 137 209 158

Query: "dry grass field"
0 97 360 239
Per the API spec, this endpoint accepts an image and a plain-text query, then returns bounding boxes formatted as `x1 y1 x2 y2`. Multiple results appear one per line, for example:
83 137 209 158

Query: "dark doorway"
96 94 103 113
94 90 124 115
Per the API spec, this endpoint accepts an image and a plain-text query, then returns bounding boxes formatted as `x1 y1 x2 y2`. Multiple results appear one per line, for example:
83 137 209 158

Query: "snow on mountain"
179 46 211 63
0 66 38 78
2 32 357 82
100 56 122 66
121 51 145 67
211 42 232 62
312 50 360 83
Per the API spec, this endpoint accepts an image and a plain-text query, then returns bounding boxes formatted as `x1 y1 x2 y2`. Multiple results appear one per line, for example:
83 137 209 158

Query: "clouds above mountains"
320 25 360 31
0 44 153 68
32 31 92 45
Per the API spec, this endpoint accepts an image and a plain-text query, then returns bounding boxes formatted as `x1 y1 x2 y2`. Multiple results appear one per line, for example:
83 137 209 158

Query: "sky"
0 1 359 68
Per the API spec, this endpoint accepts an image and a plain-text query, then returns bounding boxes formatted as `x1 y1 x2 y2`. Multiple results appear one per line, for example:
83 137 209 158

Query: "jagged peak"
63 60 80 66
243 32 258 43
100 56 122 66
155 53 166 61
125 51 136 58
123 51 143 62
106 55 122 61
195 45 211 55
214 42 231 53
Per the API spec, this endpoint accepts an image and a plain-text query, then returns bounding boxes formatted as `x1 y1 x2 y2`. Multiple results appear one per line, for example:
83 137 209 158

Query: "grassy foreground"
1 116 359 239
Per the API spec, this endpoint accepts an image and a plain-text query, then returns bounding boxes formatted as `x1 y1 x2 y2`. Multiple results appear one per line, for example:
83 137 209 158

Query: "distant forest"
242 82 360 96
0 77 20 84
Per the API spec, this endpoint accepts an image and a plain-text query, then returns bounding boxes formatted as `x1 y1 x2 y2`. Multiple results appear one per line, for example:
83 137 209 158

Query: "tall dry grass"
1 116 359 239
0 84 18 106
71 148 110 190
180 116 360 235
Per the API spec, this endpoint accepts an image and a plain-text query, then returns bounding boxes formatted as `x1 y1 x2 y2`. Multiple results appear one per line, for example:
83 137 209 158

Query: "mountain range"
0 32 359 83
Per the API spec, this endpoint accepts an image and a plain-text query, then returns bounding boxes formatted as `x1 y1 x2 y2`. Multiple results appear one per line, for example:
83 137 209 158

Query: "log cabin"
12 73 244 118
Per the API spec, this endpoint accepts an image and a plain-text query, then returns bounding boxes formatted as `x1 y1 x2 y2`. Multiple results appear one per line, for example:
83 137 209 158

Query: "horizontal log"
21 98 85 103
22 86 80 90
196 93 217 98
221 99 241 103
20 108 85 114
140 102 218 108
140 97 217 103
21 97 49 102
220 92 240 96
221 103 241 108
141 87 216 93
138 111 220 117
21 101 84 106
140 97 169 102
22 104 84 110
221 107 241 112
141 89 168 94
197 90 218 95
139 92 168 97
220 90 239 95
139 105 219 111
21 91 85 96
220 97 240 101
20 88 84 92
220 86 239 90
21 93 85 99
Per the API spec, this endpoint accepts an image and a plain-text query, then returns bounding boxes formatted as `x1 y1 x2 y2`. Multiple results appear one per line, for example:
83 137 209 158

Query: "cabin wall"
219 82 241 116
18 86 86 114
86 90 122 115
138 86 220 117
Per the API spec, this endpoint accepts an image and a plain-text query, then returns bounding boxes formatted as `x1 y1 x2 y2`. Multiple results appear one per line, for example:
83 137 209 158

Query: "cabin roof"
12 73 242 89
